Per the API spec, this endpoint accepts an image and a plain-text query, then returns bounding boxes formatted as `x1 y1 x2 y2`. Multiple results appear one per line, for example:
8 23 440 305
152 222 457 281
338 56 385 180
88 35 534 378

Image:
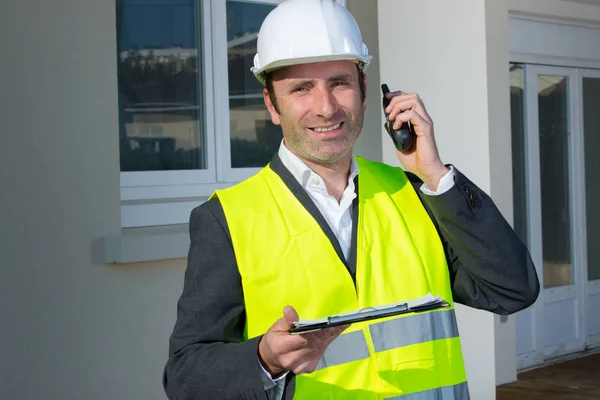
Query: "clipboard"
288 294 450 334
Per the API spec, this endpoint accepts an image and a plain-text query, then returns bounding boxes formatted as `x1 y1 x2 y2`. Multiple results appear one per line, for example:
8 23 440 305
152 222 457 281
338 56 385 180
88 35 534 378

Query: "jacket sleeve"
412 167 540 315
162 199 268 400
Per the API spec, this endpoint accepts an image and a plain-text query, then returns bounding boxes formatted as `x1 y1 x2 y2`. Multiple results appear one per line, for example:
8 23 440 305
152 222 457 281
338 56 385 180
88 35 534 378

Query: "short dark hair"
265 63 366 114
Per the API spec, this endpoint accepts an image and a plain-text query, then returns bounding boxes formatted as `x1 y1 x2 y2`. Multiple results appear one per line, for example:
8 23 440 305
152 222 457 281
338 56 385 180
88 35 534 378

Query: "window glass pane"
510 63 528 246
116 0 205 172
583 77 600 281
538 75 573 288
227 0 282 168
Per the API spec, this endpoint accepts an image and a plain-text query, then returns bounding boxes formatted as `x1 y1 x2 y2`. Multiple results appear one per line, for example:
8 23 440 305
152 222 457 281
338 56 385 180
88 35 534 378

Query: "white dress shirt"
259 140 456 393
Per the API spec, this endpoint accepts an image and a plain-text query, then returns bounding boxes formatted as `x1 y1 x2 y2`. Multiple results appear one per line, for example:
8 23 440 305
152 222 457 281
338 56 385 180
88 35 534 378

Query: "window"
116 0 347 227
116 0 205 174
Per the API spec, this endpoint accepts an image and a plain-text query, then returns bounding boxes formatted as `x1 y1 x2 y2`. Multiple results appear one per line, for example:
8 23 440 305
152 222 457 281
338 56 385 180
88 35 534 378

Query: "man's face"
264 60 366 165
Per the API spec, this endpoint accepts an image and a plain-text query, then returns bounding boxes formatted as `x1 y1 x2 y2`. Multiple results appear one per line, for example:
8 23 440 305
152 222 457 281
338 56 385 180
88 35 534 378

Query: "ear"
362 73 368 113
263 88 281 126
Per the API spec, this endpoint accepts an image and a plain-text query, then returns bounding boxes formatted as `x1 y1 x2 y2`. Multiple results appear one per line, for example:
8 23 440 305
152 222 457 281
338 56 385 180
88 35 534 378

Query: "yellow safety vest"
214 157 469 399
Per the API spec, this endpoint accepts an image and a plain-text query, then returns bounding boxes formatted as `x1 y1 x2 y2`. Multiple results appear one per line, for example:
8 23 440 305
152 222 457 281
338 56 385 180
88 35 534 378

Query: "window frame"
119 0 346 228
211 0 286 184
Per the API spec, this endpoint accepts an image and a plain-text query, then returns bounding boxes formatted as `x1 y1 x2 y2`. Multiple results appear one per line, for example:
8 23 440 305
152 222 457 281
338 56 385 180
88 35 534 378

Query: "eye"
332 80 349 88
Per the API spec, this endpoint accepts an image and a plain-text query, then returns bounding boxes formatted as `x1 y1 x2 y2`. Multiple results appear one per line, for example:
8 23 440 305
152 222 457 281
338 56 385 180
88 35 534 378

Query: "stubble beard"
283 116 363 167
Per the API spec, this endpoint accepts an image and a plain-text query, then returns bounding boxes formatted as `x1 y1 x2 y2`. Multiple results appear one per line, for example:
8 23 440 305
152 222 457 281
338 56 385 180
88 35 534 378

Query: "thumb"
283 305 299 326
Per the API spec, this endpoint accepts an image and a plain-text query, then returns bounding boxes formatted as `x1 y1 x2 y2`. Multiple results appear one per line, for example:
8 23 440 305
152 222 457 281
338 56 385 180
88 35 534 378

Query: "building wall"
485 0 519 388
0 1 184 399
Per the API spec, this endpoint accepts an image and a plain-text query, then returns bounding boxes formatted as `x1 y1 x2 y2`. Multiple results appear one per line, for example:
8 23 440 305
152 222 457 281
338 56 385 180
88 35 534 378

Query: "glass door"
581 69 600 348
530 67 586 360
513 64 587 368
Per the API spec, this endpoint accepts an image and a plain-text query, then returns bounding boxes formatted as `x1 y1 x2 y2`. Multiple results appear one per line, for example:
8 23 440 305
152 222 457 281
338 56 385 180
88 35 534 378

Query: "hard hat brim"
251 53 372 86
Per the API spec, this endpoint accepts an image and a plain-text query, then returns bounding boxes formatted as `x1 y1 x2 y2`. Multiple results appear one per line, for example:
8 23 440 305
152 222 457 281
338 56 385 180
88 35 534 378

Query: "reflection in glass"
227 0 282 168
538 75 573 288
510 64 528 246
583 78 600 281
116 0 205 171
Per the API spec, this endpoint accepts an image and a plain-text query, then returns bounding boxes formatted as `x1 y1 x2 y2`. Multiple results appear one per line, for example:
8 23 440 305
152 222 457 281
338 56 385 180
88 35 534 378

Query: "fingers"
311 324 349 341
258 322 307 376
292 324 347 353
283 305 299 326
260 305 352 376
383 91 445 182
280 327 345 374
288 325 348 374
274 340 318 375
270 305 298 333
392 109 430 134
385 92 433 127
384 89 408 98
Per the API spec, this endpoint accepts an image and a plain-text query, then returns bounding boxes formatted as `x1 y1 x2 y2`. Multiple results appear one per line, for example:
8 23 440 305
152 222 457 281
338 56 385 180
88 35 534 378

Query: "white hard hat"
251 0 372 85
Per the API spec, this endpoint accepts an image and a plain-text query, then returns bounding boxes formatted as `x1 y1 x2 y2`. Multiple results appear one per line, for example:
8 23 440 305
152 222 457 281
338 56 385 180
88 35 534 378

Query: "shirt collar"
277 139 360 190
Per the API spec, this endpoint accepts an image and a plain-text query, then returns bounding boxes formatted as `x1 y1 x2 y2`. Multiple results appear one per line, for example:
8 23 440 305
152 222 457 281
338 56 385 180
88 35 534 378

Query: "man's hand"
384 91 449 191
258 306 348 376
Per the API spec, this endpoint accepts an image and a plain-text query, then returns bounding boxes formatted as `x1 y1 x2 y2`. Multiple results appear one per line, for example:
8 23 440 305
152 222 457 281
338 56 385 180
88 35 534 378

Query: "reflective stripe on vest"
370 309 459 353
315 329 369 370
316 308 459 369
214 156 469 399
385 382 470 400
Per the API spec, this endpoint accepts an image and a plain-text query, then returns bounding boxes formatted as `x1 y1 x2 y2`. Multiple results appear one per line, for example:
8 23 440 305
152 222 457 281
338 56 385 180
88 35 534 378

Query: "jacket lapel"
268 153 358 282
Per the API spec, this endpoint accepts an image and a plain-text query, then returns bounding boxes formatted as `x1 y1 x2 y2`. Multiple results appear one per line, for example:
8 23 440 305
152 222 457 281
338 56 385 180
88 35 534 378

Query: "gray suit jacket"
163 154 540 400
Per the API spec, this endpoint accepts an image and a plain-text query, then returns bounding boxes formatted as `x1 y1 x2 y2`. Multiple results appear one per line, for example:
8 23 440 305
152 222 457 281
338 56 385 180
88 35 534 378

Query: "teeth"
313 123 341 133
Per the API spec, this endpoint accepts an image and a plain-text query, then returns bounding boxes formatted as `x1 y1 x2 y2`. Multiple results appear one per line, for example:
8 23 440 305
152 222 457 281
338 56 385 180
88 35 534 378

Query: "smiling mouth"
310 122 343 133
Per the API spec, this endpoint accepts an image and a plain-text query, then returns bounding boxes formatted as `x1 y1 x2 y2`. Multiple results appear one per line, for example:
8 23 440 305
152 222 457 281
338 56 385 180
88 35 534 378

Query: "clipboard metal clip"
327 303 409 325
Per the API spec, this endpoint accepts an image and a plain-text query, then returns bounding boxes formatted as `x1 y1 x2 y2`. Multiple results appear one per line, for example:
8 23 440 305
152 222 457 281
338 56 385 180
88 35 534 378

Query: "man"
163 0 540 399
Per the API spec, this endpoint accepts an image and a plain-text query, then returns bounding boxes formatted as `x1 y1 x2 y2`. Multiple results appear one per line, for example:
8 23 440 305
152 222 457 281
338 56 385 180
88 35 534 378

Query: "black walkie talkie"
381 83 415 153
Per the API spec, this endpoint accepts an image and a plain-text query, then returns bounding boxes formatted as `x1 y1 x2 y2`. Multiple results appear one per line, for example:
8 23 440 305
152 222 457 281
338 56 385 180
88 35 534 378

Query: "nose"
314 86 338 119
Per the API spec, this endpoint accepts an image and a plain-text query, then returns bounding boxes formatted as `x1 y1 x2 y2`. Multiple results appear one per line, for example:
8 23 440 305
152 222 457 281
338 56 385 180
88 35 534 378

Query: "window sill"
104 224 189 264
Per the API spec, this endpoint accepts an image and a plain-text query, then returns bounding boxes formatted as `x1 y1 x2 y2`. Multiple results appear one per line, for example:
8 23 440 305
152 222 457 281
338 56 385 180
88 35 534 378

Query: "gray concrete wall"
485 0 519 387
347 0 383 162
0 1 184 399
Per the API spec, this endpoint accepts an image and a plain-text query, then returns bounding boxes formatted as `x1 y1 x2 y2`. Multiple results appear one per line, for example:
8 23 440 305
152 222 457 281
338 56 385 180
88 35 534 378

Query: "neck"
303 155 352 203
